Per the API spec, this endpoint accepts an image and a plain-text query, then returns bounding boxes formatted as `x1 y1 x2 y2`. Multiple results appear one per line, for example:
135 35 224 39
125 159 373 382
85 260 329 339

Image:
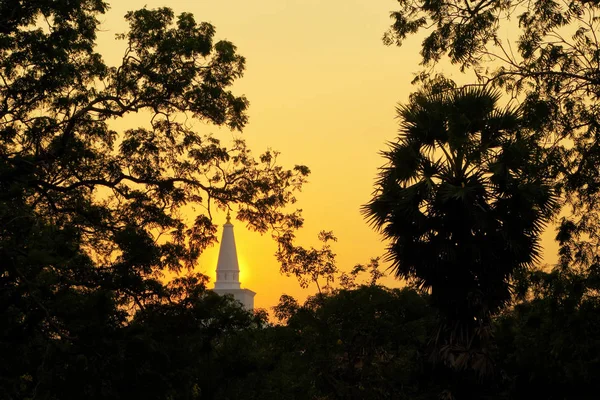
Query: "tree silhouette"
495 264 600 399
0 3 307 397
364 86 557 374
384 0 600 276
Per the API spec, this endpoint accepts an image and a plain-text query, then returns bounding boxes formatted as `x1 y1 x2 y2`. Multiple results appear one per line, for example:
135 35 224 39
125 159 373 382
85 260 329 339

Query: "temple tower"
212 213 255 310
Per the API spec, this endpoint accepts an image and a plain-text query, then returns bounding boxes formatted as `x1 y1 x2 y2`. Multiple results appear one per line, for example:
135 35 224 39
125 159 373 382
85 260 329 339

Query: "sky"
95 0 559 311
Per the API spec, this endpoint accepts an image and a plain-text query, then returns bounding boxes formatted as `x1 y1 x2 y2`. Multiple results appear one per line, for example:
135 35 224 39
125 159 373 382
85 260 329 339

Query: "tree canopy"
363 86 557 377
385 0 600 272
365 87 556 318
371 0 600 393
0 2 307 397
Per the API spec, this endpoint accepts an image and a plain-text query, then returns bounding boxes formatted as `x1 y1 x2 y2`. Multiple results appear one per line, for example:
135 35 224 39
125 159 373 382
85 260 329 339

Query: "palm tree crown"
364 87 557 325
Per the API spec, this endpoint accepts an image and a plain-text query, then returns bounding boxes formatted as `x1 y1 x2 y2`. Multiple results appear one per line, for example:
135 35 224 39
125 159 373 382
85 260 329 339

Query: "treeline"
5 270 595 399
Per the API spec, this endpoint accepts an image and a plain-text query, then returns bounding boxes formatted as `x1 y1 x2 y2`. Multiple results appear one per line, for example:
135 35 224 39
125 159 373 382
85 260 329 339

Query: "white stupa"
212 212 256 310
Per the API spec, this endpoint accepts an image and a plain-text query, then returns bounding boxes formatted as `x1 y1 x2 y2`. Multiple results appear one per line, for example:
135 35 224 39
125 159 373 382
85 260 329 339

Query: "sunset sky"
95 0 560 311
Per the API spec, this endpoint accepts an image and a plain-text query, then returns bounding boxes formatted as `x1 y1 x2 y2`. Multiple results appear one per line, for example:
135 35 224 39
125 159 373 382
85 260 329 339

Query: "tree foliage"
268 285 439 400
365 86 556 321
364 86 557 374
385 0 600 271
1 272 268 399
0 2 307 397
495 264 600 399
276 230 338 292
379 0 600 392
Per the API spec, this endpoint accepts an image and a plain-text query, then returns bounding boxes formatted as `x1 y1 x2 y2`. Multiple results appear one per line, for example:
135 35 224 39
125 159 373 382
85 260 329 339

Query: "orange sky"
95 0 560 311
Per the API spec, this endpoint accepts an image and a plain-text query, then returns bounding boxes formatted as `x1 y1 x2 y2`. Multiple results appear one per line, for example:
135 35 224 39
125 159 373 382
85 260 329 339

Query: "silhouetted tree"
277 230 338 294
120 274 267 400
0 2 307 397
364 86 557 375
266 285 439 400
494 264 600 399
384 0 600 274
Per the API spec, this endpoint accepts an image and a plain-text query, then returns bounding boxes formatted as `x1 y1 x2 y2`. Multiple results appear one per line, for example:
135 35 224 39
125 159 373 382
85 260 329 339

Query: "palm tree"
364 87 557 373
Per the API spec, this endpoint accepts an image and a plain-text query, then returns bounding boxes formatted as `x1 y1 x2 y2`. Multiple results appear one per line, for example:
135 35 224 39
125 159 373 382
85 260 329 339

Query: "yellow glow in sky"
95 0 559 311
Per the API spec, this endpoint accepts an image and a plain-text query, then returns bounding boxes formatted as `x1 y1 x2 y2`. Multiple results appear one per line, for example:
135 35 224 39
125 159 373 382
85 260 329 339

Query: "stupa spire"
212 212 256 310
214 213 240 290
